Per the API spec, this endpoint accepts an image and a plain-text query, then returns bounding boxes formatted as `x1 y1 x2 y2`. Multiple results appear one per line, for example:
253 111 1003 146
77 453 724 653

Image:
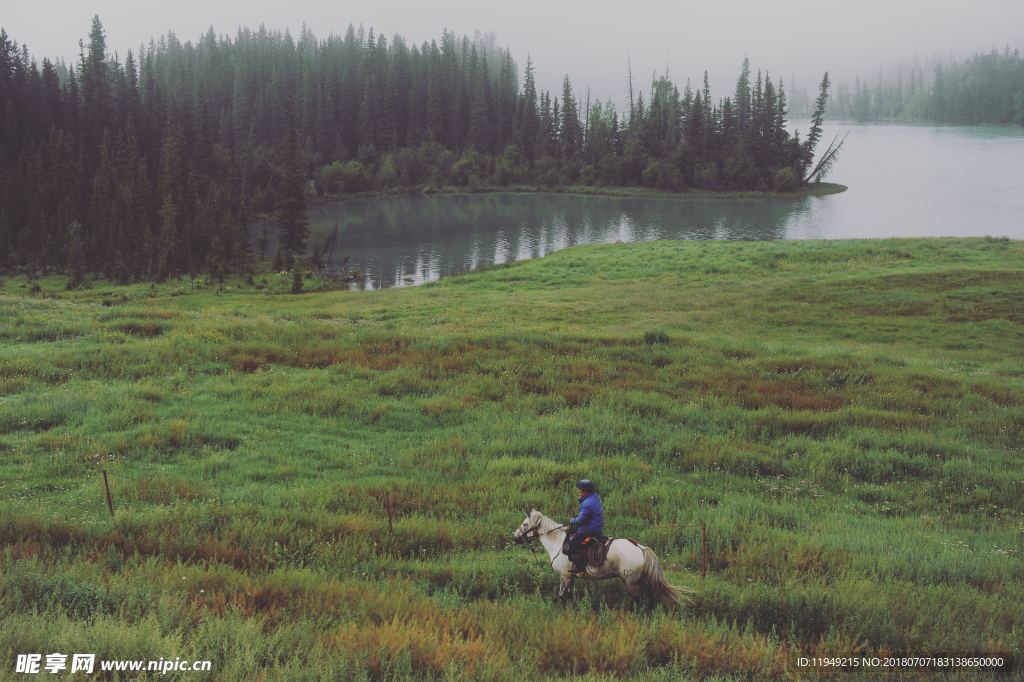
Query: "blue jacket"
571 493 604 535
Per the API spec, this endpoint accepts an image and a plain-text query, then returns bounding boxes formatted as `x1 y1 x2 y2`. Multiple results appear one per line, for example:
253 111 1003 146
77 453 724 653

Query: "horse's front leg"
557 574 575 603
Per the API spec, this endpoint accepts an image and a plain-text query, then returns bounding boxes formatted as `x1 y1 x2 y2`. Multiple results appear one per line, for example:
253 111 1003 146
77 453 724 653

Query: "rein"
520 519 570 569
522 521 569 541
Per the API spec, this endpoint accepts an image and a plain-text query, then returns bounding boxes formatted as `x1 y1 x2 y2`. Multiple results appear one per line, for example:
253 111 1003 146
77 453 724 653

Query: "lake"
259 121 1024 289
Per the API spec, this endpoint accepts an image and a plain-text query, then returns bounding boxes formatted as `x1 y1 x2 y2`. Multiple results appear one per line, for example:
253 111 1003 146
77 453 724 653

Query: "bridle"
518 517 569 542
516 516 571 570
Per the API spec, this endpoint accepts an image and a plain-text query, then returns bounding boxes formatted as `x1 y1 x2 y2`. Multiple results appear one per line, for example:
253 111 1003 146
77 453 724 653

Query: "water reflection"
254 192 806 289
251 123 1024 289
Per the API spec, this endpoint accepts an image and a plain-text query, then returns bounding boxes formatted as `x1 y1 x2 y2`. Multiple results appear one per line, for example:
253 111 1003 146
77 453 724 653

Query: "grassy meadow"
1 238 1023 679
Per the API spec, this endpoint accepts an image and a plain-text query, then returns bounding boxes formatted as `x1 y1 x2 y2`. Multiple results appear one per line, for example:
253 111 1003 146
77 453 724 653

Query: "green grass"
1 237 1022 680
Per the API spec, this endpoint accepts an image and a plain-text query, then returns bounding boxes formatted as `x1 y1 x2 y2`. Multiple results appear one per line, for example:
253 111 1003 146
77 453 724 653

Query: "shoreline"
817 118 1024 129
428 182 849 201
248 182 849 220
3 236 1016 299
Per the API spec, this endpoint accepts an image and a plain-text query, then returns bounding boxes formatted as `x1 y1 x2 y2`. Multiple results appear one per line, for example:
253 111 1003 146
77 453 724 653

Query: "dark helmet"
577 479 596 493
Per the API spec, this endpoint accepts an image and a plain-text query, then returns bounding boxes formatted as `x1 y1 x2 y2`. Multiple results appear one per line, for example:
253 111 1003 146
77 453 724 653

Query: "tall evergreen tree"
560 76 581 160
154 119 185 279
516 56 539 161
81 16 111 163
735 57 752 132
802 71 830 179
276 118 308 269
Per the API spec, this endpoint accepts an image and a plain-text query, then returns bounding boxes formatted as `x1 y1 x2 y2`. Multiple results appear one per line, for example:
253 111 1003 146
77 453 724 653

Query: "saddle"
582 535 613 569
564 535 643 572
559 534 612 570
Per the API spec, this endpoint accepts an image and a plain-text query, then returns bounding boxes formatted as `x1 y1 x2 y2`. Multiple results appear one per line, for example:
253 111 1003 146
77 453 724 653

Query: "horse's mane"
531 510 562 534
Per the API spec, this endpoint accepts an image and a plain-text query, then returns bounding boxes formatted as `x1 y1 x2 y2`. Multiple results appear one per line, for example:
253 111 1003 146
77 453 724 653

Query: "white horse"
513 509 691 606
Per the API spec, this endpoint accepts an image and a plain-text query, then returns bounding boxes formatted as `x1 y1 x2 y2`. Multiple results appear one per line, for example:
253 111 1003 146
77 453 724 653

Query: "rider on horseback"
564 479 604 575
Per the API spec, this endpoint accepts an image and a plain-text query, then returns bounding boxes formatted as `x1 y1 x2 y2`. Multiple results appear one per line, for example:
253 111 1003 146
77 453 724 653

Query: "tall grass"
1 238 1022 678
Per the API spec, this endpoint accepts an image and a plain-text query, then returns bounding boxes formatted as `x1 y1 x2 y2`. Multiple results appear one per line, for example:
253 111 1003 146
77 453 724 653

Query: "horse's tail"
640 546 692 607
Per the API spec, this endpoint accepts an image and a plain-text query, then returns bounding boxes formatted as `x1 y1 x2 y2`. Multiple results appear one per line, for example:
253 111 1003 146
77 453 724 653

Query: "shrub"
530 156 559 187
643 330 670 345
316 161 372 194
450 150 492 187
395 146 429 186
772 167 801 192
694 161 719 190
595 155 623 185
377 153 398 187
494 145 528 185
431 149 457 186
558 163 580 186
642 160 683 190
722 153 758 189
619 150 649 185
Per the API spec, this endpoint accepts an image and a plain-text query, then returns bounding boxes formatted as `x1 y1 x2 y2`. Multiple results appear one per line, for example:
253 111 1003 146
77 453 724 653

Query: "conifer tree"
735 57 752 132
81 16 111 163
426 42 444 143
516 56 539 161
65 220 87 288
87 131 116 270
276 118 308 269
802 72 830 179
560 76 581 160
154 120 184 279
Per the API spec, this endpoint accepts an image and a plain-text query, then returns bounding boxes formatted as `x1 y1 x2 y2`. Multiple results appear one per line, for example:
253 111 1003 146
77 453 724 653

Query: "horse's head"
513 509 541 544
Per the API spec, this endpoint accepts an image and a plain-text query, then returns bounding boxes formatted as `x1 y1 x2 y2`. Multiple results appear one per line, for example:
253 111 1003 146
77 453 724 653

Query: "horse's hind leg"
557 575 575 603
622 576 646 603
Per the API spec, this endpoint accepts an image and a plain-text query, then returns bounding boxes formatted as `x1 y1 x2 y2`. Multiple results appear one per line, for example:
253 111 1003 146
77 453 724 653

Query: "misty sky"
5 0 1024 103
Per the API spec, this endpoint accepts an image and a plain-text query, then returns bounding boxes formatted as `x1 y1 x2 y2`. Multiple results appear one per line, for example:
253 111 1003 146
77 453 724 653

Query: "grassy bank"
1 238 1022 680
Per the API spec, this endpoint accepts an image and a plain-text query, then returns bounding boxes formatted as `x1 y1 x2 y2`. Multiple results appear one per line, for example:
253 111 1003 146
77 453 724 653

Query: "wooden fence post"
701 521 707 579
102 470 115 518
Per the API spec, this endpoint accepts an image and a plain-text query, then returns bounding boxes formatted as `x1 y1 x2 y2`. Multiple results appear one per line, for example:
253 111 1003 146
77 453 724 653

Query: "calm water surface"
259 122 1024 288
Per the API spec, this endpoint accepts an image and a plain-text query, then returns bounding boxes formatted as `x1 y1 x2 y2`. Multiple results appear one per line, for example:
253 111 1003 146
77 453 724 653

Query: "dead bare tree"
805 132 848 183
310 222 340 274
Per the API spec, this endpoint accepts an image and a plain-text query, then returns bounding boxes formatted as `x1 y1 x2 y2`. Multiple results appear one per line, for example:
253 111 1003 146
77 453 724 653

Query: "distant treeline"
0 17 833 281
825 48 1024 124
